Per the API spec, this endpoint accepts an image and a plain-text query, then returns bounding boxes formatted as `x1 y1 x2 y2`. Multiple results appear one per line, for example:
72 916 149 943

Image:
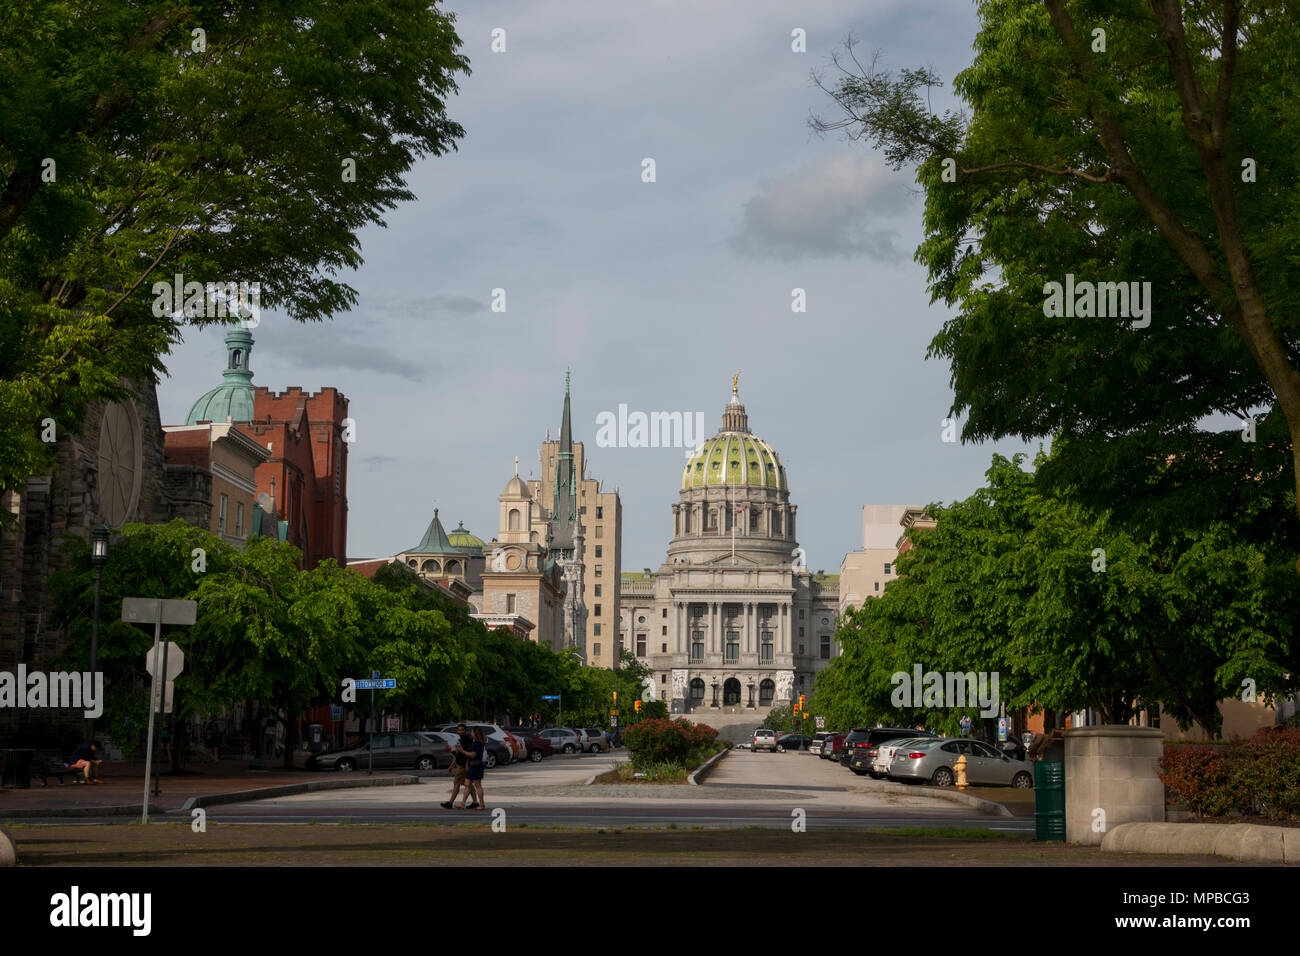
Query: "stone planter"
1065 725 1165 845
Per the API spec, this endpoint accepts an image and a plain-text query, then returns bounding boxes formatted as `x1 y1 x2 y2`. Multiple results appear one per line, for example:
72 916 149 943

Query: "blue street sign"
330 705 343 721
541 695 560 700
354 678 396 690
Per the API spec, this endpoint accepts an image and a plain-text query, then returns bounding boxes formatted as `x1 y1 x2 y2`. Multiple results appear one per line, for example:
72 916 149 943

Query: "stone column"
1064 725 1166 845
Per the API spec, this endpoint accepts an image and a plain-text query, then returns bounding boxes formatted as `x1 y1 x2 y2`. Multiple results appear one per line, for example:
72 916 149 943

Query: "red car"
510 730 555 762
820 732 846 761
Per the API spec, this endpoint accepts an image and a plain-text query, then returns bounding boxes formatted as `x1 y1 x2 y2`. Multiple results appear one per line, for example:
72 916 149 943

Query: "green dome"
681 432 786 490
186 326 255 425
448 521 485 553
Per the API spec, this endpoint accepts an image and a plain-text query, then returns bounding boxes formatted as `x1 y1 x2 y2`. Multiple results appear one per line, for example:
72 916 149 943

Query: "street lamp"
87 525 110 745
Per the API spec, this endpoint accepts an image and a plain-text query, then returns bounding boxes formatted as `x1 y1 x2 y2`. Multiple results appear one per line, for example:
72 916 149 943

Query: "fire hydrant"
955 754 968 790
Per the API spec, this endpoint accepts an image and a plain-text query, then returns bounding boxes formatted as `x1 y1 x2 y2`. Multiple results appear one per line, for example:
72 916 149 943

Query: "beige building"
618 381 839 717
530 438 622 668
837 504 916 613
162 422 270 546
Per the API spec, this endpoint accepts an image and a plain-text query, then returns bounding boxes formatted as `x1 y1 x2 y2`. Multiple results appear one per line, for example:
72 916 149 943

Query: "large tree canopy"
811 453 1300 736
0 0 469 501
814 0 1300 563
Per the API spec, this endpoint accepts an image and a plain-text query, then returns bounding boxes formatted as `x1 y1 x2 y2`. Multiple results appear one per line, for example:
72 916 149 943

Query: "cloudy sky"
157 0 1036 572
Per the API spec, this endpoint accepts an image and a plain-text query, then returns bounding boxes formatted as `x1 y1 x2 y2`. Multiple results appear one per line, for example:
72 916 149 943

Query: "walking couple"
441 723 486 811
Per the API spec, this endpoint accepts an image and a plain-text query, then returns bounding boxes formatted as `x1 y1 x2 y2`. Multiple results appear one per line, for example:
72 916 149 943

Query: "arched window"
759 679 775 705
508 507 521 531
406 559 416 568
421 559 438 573
723 678 741 705
689 678 705 701
445 559 461 576
709 509 718 531
230 349 243 369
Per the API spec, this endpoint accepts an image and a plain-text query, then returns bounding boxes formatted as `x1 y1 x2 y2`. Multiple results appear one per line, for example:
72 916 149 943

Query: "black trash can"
1 749 35 789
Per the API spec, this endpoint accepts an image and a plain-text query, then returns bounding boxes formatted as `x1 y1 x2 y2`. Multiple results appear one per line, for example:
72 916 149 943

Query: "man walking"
440 723 471 809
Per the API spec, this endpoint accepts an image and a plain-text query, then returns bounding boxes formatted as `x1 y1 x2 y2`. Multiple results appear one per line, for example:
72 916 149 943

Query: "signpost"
542 693 561 727
122 597 196 823
960 715 972 737
998 717 1008 742
815 716 826 729
345 671 398 775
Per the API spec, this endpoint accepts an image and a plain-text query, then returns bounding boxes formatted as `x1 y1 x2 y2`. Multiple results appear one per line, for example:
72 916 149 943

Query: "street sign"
122 597 197 626
997 717 1008 742
610 709 618 717
330 706 343 721
353 679 396 690
610 716 618 727
960 715 972 737
541 695 559 700
815 716 825 729
143 642 185 680
386 717 400 732
150 680 175 713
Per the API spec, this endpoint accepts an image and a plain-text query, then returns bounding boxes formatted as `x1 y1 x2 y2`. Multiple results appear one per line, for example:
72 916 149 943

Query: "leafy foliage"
0 0 469 502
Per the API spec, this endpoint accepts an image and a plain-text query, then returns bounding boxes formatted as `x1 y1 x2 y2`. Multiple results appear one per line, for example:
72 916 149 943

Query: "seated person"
69 740 103 784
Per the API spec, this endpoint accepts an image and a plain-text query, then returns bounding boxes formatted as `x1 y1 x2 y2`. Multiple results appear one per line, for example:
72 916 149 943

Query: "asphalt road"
187 746 1033 830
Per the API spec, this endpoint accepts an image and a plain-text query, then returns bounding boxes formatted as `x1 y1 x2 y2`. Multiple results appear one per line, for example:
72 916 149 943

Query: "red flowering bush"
624 718 718 768
1160 728 1300 821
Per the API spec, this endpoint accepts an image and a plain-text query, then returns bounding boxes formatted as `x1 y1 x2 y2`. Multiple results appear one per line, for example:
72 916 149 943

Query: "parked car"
820 732 846 760
889 738 1035 788
538 727 582 753
752 728 779 752
306 732 453 772
776 733 812 751
432 722 517 765
843 727 939 775
863 736 935 777
577 728 610 753
809 732 833 756
508 730 554 762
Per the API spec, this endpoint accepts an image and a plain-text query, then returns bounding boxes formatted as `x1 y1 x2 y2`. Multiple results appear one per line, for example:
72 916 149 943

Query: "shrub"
1160 729 1300 821
623 718 718 768
1158 744 1237 817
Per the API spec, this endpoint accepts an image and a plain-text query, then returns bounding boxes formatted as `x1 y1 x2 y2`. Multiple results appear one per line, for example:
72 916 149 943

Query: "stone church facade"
619 381 839 719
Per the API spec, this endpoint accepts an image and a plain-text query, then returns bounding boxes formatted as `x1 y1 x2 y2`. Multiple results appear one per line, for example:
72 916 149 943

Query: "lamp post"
87 525 110 745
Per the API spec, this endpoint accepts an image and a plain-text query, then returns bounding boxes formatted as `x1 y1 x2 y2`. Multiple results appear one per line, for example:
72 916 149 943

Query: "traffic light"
612 691 618 704
634 700 641 713
798 694 806 711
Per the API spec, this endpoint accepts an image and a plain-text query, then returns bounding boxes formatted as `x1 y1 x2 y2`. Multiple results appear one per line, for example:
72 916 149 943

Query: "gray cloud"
729 153 914 261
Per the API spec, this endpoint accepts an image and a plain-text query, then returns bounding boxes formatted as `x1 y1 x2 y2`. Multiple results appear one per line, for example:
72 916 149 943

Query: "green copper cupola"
186 325 256 424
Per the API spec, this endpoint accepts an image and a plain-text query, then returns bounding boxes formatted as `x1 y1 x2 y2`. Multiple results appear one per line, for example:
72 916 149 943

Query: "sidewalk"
0 757 414 816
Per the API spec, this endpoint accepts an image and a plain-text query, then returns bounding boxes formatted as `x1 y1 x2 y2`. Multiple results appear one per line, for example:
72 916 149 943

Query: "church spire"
550 370 578 553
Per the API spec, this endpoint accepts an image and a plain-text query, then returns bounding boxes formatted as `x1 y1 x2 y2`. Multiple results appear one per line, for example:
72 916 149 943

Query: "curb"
0 824 15 866
688 747 730 786
1102 822 1300 863
179 775 420 812
868 777 1014 817
0 803 163 819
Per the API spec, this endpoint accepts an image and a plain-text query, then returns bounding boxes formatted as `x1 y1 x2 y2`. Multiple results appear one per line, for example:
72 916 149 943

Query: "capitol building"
619 381 839 717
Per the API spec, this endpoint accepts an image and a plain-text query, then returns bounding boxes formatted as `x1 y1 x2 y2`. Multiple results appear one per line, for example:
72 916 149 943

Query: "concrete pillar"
1065 725 1165 845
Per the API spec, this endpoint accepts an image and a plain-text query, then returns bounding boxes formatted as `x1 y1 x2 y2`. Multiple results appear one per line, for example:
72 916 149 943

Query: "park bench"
31 750 87 786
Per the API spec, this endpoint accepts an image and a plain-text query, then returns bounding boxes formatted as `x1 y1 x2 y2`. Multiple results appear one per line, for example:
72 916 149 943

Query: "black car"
844 727 939 774
775 733 812 751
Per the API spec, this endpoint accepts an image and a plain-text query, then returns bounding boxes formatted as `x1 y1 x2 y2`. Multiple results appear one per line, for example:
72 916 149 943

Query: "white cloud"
729 153 914 260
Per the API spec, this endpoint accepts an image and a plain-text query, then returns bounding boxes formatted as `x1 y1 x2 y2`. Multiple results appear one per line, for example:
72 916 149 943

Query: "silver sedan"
889 738 1034 788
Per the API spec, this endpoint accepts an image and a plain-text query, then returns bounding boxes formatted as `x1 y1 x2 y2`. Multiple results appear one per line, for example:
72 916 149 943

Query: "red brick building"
183 325 349 569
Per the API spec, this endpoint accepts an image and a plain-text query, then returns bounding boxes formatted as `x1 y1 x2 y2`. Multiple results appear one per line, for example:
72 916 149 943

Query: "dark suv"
844 727 939 775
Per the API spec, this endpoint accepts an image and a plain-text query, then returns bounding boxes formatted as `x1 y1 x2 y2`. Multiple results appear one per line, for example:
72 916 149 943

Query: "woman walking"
464 727 487 811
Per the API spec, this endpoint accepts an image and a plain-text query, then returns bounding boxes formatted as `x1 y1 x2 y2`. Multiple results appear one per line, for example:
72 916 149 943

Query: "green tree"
813 2 1300 566
0 0 469 502
814 453 1299 735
